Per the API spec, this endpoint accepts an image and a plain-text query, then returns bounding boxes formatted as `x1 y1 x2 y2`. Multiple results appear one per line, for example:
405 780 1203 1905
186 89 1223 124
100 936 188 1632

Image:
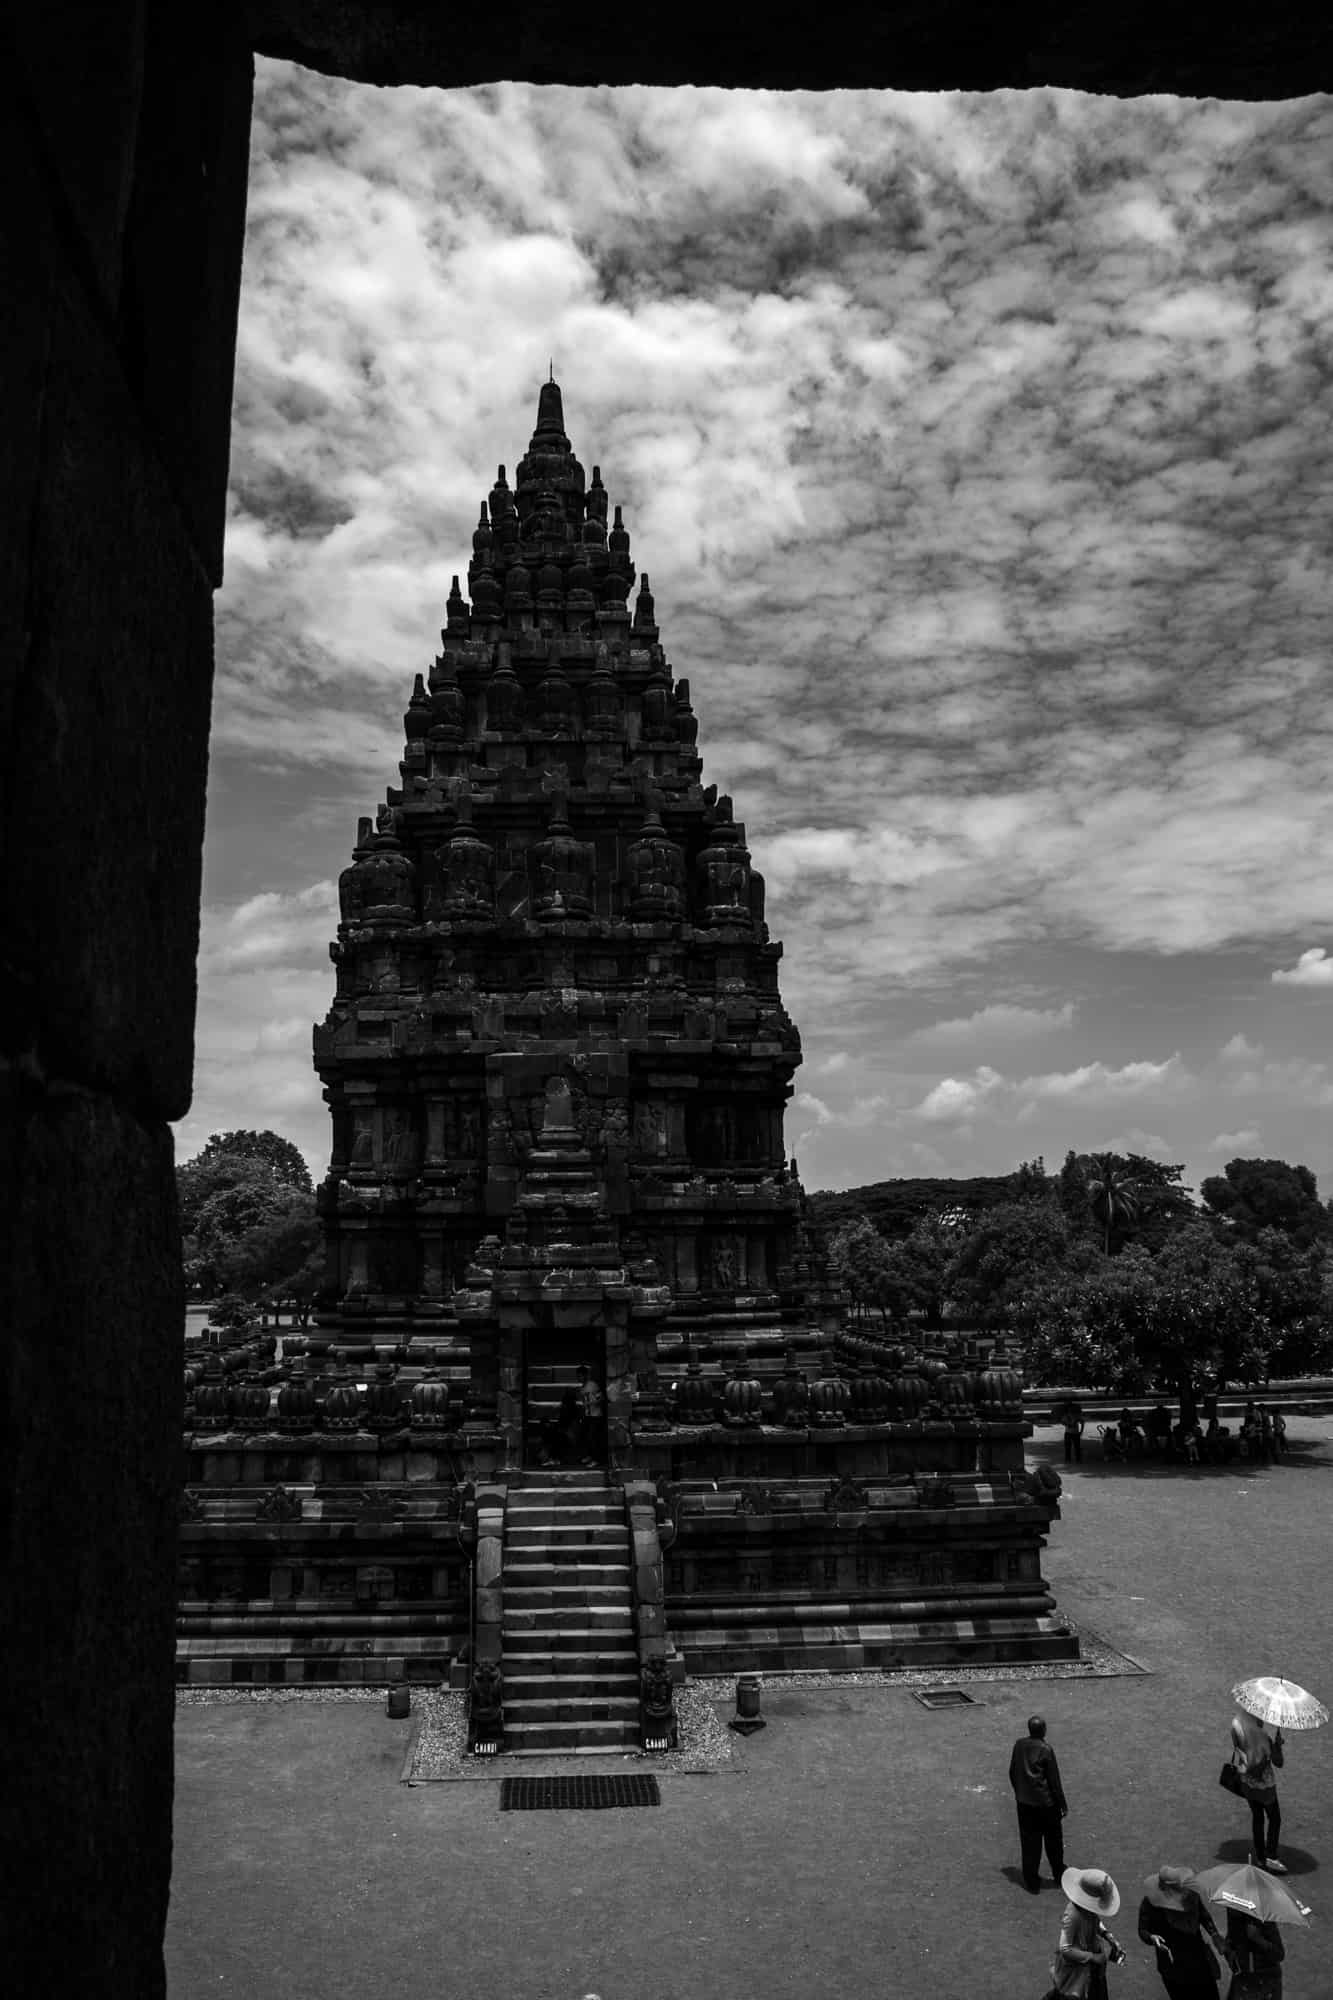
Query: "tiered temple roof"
312 377 842 1462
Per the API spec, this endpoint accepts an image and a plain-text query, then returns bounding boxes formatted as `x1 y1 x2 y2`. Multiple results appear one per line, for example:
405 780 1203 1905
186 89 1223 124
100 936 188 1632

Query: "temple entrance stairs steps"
501 1470 641 1752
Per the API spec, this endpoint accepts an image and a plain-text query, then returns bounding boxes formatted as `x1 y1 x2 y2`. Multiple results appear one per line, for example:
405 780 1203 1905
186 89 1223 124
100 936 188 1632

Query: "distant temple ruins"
179 382 1073 1745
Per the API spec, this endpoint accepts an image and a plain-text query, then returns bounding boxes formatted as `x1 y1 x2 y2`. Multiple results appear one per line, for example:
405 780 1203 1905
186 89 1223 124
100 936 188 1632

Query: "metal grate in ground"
499 1775 661 1811
912 1687 977 1710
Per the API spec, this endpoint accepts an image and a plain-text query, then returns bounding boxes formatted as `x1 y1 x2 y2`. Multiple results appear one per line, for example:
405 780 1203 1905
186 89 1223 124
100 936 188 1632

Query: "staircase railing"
466 1480 507 1754
622 1478 678 1751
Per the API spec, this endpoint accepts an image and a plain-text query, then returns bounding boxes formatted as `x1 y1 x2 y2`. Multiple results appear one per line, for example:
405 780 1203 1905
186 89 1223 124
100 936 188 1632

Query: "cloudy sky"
175 63 1333 1204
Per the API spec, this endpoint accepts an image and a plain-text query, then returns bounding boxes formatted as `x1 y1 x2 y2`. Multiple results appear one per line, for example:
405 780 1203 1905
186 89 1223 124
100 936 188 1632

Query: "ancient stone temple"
178 382 1074 1739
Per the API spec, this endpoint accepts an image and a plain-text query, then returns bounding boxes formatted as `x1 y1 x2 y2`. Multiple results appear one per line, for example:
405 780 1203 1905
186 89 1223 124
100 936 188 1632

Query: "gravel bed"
175 1683 736 1774
176 1686 390 1704
685 1630 1144 1692
405 1684 735 1779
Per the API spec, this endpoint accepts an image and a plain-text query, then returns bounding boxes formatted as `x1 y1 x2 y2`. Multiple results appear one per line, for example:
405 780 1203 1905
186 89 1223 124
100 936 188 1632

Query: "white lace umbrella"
1232 1677 1329 1730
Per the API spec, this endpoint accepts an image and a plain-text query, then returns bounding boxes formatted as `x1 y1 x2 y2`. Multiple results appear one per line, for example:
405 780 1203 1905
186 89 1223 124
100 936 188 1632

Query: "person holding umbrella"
1229 1708 1284 1872
1191 1858 1313 2000
1137 1866 1234 1999
1228 1676 1328 1876
1222 1907 1284 1999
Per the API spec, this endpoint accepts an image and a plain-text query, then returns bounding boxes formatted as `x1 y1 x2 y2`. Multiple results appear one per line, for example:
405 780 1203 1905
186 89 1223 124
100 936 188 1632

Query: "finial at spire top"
549 358 554 383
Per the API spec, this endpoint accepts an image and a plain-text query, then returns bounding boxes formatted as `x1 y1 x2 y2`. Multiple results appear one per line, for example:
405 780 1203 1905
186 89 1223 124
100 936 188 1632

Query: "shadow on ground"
1212 1837 1320 1878
1027 1434 1331 1481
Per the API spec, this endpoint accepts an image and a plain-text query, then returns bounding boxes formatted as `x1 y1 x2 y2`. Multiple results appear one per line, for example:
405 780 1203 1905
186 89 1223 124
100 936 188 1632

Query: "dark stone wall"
245 0 1332 96
0 6 253 1993
0 1 1324 1988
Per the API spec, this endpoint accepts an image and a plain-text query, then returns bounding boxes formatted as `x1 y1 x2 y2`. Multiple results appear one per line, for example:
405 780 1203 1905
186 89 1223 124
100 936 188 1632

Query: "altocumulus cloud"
186 69 1333 1195
1209 1129 1262 1153
1272 947 1333 987
912 1055 1190 1126
910 1002 1077 1046
200 885 339 974
178 885 343 1177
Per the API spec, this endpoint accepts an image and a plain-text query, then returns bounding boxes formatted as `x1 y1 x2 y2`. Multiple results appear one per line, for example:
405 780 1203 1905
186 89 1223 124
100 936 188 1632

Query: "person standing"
1257 1407 1275 1465
1225 1906 1285 2000
539 1385 581 1467
1230 1710 1286 1872
575 1363 604 1467
1047 1868 1121 1999
1137 1866 1233 1999
1010 1713 1068 1892
1059 1398 1086 1464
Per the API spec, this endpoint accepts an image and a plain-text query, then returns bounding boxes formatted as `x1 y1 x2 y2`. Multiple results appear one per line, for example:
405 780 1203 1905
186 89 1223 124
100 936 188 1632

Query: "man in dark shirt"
1058 1399 1086 1464
1008 1714 1068 1893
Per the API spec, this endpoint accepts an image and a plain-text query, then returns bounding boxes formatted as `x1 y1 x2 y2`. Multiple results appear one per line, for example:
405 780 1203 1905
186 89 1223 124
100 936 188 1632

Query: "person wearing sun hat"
1045 1868 1123 1999
1137 1865 1235 1998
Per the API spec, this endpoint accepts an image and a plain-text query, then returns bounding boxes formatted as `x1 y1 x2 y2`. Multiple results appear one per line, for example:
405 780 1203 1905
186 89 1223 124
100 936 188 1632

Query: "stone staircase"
523 1362 587 1465
502 1470 641 1752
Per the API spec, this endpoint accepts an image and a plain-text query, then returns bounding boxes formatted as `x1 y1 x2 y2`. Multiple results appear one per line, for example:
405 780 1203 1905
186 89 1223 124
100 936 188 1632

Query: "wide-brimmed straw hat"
1062 1867 1121 1917
1143 1865 1197 1911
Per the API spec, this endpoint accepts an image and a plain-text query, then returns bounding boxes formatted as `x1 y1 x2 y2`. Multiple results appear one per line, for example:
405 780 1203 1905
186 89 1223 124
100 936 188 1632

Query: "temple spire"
535 374 565 437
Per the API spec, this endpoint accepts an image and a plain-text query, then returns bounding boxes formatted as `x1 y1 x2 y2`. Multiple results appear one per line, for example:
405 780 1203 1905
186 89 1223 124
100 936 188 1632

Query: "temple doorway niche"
524 1323 606 1467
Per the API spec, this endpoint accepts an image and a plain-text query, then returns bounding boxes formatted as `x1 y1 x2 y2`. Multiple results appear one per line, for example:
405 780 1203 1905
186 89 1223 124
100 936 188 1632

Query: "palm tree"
1085 1153 1143 1255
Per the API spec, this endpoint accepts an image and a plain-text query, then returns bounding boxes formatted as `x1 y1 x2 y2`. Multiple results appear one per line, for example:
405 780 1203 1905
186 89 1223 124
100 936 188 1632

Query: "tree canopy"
188 1128 313 1193
177 1129 319 1298
809 1173 1027 1244
1200 1156 1331 1250
826 1210 964 1329
1057 1149 1194 1254
811 1149 1332 1397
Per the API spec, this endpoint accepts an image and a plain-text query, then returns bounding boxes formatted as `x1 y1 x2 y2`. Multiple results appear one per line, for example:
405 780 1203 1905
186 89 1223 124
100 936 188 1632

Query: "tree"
1201 1157 1331 1250
213 1205 323 1301
1233 1226 1331 1377
827 1217 912 1328
1084 1152 1144 1255
892 1211 965 1328
1015 1224 1273 1423
1058 1149 1193 1254
1014 1255 1157 1395
177 1129 317 1295
808 1173 1027 1245
190 1129 313 1194
948 1196 1079 1330
1010 1156 1050 1203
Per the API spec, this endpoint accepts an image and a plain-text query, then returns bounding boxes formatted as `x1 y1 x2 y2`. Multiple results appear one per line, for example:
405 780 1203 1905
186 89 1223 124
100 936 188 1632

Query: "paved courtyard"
168 1418 1333 2000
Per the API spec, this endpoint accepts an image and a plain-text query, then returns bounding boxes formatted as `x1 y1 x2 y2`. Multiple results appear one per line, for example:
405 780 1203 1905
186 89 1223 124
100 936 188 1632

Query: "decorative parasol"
1232 1677 1329 1730
1192 1861 1312 1928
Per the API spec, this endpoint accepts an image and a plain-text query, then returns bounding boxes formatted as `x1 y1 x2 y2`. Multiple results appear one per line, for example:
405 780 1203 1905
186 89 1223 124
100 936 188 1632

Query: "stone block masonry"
179 382 1068 1687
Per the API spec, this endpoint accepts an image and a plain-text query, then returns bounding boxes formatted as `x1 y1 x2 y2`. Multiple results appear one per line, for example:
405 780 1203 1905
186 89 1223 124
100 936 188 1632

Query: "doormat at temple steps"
500 1775 660 1811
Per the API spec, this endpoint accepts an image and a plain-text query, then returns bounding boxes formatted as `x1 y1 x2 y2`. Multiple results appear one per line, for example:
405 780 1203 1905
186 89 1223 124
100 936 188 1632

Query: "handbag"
1219 1759 1243 1794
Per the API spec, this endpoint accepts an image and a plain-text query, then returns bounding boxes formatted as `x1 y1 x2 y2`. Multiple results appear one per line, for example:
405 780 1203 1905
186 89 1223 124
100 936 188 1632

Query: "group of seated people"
1105 1400 1286 1465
